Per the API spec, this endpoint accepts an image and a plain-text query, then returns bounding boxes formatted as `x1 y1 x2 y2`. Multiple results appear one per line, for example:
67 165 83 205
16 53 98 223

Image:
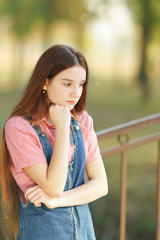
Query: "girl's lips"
66 101 77 105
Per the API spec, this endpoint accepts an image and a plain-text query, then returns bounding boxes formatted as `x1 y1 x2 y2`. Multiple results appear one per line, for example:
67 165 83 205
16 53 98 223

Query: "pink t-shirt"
5 111 101 203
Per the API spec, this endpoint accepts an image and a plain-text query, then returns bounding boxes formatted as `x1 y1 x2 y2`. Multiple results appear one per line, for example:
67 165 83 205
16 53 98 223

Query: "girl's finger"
25 185 39 195
28 192 42 203
25 185 40 199
33 197 43 207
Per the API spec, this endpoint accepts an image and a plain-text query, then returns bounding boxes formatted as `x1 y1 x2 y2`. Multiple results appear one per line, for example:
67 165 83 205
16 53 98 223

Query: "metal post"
120 151 127 240
156 141 160 240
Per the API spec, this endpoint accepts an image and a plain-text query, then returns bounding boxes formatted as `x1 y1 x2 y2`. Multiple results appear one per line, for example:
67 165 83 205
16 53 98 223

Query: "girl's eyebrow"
61 78 86 83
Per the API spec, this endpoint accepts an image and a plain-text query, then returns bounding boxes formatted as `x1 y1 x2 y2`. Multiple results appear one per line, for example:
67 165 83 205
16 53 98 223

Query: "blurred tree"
0 0 93 84
0 0 35 84
0 0 92 45
126 0 160 98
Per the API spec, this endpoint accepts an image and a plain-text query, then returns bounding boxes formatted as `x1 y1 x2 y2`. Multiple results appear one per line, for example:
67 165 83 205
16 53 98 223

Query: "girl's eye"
64 83 71 87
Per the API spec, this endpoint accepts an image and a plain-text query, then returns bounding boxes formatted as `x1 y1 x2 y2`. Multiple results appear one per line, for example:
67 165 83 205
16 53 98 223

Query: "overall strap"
68 117 86 189
32 124 53 165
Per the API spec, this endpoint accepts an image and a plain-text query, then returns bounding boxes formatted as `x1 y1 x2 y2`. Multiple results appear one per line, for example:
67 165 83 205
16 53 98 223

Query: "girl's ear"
43 79 49 90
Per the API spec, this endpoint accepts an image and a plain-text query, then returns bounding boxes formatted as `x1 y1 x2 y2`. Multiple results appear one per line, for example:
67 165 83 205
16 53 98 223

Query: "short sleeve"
86 115 101 163
78 111 102 164
5 117 47 172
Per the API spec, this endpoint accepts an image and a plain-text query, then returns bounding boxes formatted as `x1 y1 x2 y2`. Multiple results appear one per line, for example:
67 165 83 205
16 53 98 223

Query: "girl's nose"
71 87 81 98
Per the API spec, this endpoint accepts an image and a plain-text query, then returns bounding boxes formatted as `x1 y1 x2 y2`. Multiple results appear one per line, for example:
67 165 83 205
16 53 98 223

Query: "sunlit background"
0 0 160 239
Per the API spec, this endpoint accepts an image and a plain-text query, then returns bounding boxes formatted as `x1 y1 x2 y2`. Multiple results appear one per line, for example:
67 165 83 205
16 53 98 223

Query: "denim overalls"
17 117 96 240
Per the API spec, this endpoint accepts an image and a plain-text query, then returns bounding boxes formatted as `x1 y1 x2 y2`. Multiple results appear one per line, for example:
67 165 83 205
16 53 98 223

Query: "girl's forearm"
55 178 108 207
46 126 70 197
25 177 108 209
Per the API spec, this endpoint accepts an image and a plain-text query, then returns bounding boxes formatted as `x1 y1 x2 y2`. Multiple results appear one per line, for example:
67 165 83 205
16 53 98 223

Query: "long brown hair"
0 44 89 239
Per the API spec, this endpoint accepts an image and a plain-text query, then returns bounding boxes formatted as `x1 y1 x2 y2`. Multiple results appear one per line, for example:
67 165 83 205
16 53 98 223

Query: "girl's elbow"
100 180 108 197
104 185 108 196
43 185 63 198
100 185 108 197
49 191 63 198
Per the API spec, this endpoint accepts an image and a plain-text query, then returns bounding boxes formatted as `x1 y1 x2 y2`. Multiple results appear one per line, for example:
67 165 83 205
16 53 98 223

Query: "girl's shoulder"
5 116 34 136
77 111 93 129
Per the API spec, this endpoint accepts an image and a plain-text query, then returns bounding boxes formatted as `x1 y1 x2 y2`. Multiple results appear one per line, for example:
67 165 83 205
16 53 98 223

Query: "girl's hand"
49 104 71 129
25 185 60 209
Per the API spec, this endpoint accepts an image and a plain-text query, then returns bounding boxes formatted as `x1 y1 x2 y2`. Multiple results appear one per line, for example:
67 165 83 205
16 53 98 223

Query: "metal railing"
96 113 160 240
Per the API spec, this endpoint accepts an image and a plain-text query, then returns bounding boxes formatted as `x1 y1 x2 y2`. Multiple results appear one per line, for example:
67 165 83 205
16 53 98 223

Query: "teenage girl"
1 44 108 240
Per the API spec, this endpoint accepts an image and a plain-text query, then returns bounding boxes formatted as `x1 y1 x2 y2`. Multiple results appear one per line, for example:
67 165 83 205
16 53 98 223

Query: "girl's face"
43 65 86 110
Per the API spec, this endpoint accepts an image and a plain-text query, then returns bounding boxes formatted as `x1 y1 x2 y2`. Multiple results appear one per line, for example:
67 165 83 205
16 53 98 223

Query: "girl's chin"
49 102 74 110
68 106 74 111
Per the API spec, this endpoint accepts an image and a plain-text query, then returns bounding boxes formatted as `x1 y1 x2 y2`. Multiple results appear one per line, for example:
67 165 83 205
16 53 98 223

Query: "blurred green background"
0 0 160 239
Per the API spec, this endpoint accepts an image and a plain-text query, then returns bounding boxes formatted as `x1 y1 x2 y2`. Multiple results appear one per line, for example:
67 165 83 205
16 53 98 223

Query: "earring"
42 90 45 94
